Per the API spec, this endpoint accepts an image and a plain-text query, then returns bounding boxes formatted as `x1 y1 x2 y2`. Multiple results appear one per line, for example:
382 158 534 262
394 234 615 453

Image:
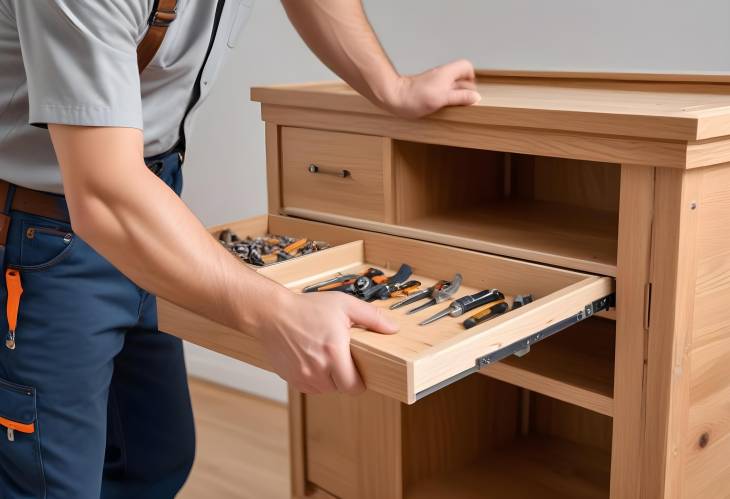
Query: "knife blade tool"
419 289 504 326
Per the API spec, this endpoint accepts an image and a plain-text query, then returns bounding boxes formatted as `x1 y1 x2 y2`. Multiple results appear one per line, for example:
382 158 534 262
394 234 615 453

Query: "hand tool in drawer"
511 294 534 310
419 289 504 326
302 268 384 293
462 300 509 329
355 264 413 301
218 229 329 266
397 274 463 315
364 280 421 302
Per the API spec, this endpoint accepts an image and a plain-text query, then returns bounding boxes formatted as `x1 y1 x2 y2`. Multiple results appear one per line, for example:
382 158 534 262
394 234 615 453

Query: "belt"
0 181 70 223
0 180 70 246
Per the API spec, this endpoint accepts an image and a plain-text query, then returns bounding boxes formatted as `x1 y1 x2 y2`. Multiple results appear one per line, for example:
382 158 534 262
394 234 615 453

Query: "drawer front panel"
280 127 386 221
158 214 614 405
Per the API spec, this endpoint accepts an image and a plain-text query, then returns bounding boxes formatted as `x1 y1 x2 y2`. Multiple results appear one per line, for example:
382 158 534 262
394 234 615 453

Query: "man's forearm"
281 0 400 109
281 0 480 119
50 125 286 337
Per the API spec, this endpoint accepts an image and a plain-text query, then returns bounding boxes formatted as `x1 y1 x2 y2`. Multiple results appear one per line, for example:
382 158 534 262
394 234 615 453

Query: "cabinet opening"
392 141 620 275
481 316 616 417
402 376 612 499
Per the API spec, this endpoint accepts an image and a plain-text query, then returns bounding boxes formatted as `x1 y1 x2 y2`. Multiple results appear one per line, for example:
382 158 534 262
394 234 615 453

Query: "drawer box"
280 127 387 221
158 215 614 404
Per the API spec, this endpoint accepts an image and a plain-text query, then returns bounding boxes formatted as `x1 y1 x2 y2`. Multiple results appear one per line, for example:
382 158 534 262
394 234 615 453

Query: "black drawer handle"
308 164 351 178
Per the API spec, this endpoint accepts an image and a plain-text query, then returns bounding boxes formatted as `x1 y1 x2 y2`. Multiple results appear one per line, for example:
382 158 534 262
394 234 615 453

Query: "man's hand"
260 292 398 394
385 59 481 119
282 1 481 119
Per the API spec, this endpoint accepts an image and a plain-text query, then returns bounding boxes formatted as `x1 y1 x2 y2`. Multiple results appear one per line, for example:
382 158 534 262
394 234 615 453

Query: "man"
0 0 480 497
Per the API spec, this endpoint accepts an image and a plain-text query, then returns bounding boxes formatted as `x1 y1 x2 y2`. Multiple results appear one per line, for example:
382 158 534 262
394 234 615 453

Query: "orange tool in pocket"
0 416 34 441
5 268 22 350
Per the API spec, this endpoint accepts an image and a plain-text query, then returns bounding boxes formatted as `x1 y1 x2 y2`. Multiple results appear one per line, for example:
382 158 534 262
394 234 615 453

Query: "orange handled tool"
283 238 308 255
5 269 22 350
462 300 508 329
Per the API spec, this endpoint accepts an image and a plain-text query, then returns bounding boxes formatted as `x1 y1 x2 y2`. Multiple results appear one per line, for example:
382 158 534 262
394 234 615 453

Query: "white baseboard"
183 342 287 403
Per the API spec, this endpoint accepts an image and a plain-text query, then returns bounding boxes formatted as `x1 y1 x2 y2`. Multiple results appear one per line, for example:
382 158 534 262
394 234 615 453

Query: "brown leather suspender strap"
137 0 178 73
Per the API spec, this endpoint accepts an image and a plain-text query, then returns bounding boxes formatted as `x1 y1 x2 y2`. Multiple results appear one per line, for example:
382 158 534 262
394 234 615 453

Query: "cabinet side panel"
643 168 701 499
684 165 730 499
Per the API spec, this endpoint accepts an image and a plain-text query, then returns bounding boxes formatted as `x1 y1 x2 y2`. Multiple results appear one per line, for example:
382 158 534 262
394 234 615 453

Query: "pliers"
389 273 463 314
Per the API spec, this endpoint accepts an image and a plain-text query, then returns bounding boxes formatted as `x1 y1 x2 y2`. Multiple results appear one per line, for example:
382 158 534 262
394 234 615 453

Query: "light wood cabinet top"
252 70 730 142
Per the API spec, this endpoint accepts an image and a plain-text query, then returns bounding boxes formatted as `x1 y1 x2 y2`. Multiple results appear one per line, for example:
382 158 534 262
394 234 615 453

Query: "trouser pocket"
0 377 44 498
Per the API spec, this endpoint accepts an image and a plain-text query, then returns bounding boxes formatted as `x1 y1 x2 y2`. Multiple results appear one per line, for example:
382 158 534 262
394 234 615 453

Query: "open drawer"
158 215 614 404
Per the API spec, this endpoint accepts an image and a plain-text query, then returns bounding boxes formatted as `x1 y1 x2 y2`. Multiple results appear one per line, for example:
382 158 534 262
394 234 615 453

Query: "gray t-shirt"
0 0 253 193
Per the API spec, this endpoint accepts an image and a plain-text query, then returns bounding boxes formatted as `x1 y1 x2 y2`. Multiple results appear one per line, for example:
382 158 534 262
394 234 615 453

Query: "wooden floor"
178 378 290 499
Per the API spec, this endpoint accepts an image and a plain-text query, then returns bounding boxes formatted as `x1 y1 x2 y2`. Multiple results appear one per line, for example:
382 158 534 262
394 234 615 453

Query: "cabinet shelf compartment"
303 375 612 498
392 143 620 276
482 316 616 416
402 377 612 499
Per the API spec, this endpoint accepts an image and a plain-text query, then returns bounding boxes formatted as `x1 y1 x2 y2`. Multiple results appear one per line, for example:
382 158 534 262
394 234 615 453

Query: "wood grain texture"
682 164 730 498
288 388 307 498
305 391 402 499
474 69 730 84
531 393 613 454
262 104 693 170
402 375 519 487
382 137 396 223
178 379 289 499
642 168 701 499
294 488 337 499
405 436 610 499
253 74 730 142
266 123 283 215
280 127 386 221
483 318 616 417
531 156 621 213
691 165 730 346
393 141 504 222
610 165 654 498
283 206 618 276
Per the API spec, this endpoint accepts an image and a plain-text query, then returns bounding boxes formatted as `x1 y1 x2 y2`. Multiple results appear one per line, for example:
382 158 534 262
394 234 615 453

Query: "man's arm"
281 0 481 118
50 125 397 394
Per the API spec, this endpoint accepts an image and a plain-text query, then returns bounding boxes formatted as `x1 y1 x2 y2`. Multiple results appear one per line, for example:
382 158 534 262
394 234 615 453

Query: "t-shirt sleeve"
12 0 146 129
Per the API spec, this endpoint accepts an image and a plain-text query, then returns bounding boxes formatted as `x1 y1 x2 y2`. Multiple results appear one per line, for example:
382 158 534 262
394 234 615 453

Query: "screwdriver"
419 289 504 326
462 300 509 329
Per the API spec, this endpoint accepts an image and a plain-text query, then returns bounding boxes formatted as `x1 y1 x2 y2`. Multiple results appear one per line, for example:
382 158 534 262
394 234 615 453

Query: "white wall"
181 0 730 402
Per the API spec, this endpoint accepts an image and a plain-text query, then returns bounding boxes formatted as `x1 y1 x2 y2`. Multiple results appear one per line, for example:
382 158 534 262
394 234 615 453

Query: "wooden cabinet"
160 71 730 498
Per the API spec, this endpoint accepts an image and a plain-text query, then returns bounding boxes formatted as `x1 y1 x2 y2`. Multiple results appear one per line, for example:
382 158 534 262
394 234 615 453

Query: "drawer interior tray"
159 215 614 404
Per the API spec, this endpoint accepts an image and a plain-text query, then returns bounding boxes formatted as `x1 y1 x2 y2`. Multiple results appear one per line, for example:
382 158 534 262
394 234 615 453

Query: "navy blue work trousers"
0 151 195 498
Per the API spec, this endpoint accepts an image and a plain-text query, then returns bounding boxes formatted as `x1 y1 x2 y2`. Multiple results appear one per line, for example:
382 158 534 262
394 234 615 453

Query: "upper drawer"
159 215 614 405
280 127 386 221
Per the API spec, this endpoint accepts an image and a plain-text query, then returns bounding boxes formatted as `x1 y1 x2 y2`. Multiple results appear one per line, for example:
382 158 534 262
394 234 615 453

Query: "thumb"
447 89 481 107
346 298 399 335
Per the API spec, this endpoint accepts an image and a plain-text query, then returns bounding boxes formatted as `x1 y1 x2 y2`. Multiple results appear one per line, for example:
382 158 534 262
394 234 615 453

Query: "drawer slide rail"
414 294 614 401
